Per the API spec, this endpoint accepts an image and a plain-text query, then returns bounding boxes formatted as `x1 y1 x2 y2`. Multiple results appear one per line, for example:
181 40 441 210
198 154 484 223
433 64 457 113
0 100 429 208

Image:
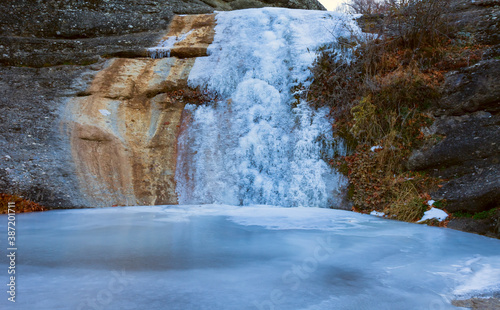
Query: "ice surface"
175 8 359 207
1 206 499 310
148 30 194 59
99 109 111 116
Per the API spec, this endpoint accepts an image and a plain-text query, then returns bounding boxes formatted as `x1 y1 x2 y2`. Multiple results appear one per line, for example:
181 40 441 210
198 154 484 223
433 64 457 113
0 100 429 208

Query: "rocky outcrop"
0 0 324 67
449 0 500 46
0 65 90 208
0 0 325 208
409 111 500 213
437 59 500 116
64 14 214 207
408 49 500 237
452 297 500 310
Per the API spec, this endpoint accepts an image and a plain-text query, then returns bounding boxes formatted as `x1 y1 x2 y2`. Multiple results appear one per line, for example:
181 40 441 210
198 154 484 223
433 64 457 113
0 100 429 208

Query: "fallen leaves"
0 194 46 214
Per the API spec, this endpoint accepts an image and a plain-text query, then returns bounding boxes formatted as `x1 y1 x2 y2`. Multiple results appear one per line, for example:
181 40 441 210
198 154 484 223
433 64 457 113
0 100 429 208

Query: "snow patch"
418 207 448 222
370 210 385 217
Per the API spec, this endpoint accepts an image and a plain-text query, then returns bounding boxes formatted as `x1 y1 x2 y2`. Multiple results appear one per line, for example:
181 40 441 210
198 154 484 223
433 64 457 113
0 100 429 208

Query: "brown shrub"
383 0 455 50
307 0 466 220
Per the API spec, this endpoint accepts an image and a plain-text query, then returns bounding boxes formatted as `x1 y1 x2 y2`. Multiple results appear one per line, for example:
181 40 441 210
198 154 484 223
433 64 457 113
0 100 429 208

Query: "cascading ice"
148 30 194 59
175 8 361 207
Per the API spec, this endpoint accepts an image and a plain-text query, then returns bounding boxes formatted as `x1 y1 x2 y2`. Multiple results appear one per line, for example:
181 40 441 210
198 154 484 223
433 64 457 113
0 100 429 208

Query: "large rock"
407 2 500 231
408 112 500 173
64 14 215 206
447 211 500 238
437 59 500 116
0 64 93 208
408 112 500 214
0 0 325 67
452 297 500 310
0 14 216 208
449 0 500 45
432 164 500 213
408 41 500 235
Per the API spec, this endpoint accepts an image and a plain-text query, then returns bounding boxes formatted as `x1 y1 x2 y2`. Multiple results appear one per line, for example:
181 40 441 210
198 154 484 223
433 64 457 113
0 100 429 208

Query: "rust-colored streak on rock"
164 14 216 58
175 106 195 202
65 14 216 207
71 123 135 204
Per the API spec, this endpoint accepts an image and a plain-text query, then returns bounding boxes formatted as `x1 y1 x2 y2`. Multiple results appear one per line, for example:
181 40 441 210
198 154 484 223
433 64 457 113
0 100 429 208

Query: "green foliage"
473 208 498 220
432 200 445 209
453 208 498 220
452 211 473 218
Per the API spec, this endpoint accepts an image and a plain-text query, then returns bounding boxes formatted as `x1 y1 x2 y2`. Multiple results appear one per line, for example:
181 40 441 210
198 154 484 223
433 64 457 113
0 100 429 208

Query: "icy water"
1 206 500 310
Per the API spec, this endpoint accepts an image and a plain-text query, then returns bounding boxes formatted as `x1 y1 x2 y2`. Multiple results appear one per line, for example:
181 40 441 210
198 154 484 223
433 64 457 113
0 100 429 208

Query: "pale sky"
319 0 345 11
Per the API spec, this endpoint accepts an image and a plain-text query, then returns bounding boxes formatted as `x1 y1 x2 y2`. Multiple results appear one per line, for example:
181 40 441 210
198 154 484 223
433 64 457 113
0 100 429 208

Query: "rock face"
437 60 500 116
408 28 500 236
0 0 324 67
0 65 90 208
452 297 500 310
0 0 325 208
65 14 214 207
408 62 500 219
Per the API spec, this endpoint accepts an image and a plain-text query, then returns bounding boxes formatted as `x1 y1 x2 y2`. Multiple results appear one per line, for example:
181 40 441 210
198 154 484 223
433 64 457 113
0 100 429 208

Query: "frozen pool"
1 205 499 310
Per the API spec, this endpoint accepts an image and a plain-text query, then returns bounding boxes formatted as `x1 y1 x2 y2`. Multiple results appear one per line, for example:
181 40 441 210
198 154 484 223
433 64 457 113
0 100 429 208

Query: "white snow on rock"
370 210 385 217
418 207 448 222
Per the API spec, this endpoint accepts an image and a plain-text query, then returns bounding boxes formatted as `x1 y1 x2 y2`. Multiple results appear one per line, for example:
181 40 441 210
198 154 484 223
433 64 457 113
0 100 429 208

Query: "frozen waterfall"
174 8 360 207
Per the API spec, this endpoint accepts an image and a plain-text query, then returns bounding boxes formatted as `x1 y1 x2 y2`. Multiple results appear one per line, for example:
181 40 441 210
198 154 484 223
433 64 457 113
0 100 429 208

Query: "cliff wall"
0 1 324 208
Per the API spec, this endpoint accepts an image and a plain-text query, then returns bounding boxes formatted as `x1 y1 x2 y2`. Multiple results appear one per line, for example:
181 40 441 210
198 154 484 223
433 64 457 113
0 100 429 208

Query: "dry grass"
386 181 426 222
308 0 488 222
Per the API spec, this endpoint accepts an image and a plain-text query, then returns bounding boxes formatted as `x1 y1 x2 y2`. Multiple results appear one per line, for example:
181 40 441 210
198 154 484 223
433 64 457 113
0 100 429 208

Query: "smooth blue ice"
1 206 500 310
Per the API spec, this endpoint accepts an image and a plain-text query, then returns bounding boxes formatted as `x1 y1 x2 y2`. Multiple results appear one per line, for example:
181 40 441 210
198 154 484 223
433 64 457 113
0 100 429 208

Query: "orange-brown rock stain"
64 14 216 207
